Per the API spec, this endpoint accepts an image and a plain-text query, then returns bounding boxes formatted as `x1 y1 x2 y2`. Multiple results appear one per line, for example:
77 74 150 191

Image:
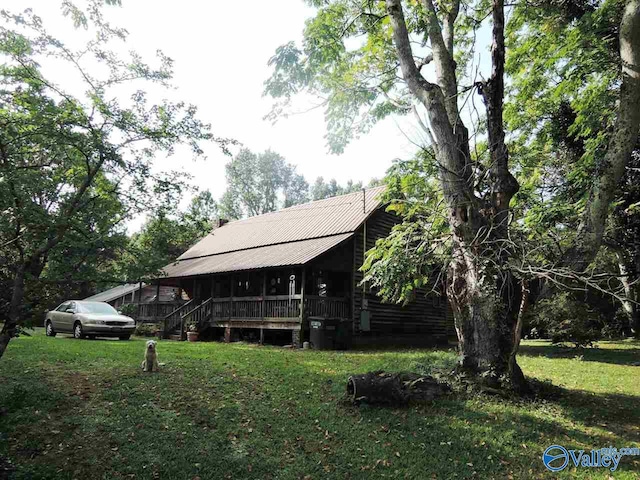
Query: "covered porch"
159 265 352 344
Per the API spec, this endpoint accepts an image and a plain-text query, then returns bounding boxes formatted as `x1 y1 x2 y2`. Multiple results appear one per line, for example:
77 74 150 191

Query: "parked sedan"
45 300 136 340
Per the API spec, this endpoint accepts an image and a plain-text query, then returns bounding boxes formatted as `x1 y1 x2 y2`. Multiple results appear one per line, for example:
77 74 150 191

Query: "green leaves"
265 0 403 153
220 148 309 219
362 152 450 304
0 1 231 325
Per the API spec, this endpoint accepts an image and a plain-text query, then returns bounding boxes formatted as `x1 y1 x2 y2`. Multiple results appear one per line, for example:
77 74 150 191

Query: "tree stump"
346 371 450 406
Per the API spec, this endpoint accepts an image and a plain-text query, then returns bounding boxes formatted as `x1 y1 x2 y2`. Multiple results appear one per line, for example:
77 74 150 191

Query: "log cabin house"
154 186 453 347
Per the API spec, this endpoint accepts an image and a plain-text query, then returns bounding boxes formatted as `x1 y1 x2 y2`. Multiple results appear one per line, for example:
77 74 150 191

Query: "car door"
58 302 75 332
50 302 70 332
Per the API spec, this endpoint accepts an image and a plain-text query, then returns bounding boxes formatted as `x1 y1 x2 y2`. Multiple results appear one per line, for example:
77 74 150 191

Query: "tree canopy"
0 0 232 356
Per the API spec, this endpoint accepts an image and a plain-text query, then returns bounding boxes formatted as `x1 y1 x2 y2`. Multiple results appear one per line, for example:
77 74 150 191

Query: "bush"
529 292 603 348
119 303 138 317
134 323 159 337
601 308 630 339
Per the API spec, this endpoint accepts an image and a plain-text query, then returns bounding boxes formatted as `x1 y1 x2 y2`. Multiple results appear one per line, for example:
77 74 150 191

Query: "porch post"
226 275 234 342
229 275 234 320
300 268 306 320
261 271 266 320
155 282 160 320
137 280 142 320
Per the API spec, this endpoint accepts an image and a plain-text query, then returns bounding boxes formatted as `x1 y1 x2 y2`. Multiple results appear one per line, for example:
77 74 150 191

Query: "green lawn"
0 330 638 479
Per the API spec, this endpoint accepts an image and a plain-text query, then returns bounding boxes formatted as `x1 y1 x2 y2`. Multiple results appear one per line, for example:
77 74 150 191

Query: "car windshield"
77 302 118 315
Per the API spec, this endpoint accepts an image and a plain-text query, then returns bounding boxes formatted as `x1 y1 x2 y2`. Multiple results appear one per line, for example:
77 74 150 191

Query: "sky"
6 0 491 231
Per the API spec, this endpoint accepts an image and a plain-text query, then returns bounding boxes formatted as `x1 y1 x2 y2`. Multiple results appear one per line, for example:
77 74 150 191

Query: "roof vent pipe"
216 218 229 228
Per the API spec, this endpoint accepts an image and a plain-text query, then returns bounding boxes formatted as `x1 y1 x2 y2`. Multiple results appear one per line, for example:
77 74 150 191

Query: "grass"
0 331 639 479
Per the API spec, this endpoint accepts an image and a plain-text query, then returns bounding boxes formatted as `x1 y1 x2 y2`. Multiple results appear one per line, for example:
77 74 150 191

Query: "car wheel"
73 322 85 339
119 335 131 341
45 321 56 337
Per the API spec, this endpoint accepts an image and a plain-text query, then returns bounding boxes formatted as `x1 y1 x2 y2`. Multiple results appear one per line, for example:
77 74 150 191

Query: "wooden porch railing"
181 297 213 334
137 302 183 321
305 296 350 319
205 295 349 320
164 295 351 338
163 299 195 335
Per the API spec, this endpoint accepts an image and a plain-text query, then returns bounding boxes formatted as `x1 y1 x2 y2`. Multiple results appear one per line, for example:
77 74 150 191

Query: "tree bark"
567 1 640 271
346 371 450 405
0 265 25 360
617 253 640 338
386 0 525 390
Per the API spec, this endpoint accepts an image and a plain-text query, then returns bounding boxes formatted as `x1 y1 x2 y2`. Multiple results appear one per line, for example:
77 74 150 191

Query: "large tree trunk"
447 246 526 390
386 0 526 390
0 265 25 360
567 1 640 271
617 253 640 338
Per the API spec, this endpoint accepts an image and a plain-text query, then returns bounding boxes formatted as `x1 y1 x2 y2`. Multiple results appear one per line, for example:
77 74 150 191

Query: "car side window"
67 302 76 313
57 302 70 312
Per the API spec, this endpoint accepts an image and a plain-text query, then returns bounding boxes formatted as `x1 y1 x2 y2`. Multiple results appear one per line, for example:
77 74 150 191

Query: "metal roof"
178 186 386 260
84 283 142 302
162 233 352 278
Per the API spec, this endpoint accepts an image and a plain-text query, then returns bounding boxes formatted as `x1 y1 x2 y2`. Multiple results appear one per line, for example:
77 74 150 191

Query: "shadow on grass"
518 342 640 366
2 335 639 479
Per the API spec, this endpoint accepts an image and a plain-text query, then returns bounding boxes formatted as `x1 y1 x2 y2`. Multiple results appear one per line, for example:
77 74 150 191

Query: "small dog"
141 340 160 372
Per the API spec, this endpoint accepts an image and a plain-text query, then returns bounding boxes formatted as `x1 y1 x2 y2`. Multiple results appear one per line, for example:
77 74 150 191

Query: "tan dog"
141 340 160 372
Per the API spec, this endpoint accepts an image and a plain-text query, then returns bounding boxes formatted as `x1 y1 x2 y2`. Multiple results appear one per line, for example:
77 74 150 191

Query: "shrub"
119 303 138 317
135 323 159 337
529 292 603 348
601 308 630 339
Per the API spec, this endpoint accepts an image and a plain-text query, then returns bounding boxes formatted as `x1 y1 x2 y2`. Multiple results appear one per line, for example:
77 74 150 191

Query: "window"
77 302 118 315
56 302 70 312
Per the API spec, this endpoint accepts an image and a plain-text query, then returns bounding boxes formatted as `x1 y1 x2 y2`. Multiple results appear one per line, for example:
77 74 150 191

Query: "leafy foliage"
0 1 231 335
219 148 309 219
120 191 218 281
309 177 382 200
362 151 449 303
528 292 604 348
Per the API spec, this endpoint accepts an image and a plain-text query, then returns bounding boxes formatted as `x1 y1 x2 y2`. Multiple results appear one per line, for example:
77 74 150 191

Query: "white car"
45 300 136 340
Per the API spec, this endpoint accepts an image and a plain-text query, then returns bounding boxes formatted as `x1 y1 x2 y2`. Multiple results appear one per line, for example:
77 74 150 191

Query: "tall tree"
120 190 219 281
219 148 308 218
0 2 232 359
266 0 640 389
506 0 640 336
310 177 362 200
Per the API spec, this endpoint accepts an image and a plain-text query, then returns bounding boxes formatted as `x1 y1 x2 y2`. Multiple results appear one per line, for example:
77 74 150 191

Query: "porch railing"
181 297 213 334
305 296 350 319
208 295 303 320
163 299 195 335
137 302 183 321
203 295 349 321
164 295 351 337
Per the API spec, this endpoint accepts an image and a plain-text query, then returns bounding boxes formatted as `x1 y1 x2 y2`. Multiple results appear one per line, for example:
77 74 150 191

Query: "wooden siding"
352 209 454 337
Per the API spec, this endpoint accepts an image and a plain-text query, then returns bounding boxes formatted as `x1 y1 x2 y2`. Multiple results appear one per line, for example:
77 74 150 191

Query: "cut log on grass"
346 371 450 406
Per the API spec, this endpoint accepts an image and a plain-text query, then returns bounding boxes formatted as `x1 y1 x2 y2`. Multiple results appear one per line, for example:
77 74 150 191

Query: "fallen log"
346 371 450 406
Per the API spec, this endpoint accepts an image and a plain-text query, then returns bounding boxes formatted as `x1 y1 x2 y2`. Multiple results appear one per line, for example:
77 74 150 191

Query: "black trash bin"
309 317 338 349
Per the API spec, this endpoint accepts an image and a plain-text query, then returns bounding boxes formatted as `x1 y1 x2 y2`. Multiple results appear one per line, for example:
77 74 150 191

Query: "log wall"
351 209 454 338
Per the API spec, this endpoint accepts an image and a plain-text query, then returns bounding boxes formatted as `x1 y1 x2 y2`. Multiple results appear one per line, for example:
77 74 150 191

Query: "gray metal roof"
163 233 352 278
84 283 142 302
178 186 386 260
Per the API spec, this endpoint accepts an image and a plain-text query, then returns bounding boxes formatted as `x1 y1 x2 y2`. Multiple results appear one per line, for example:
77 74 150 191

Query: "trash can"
309 317 338 350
